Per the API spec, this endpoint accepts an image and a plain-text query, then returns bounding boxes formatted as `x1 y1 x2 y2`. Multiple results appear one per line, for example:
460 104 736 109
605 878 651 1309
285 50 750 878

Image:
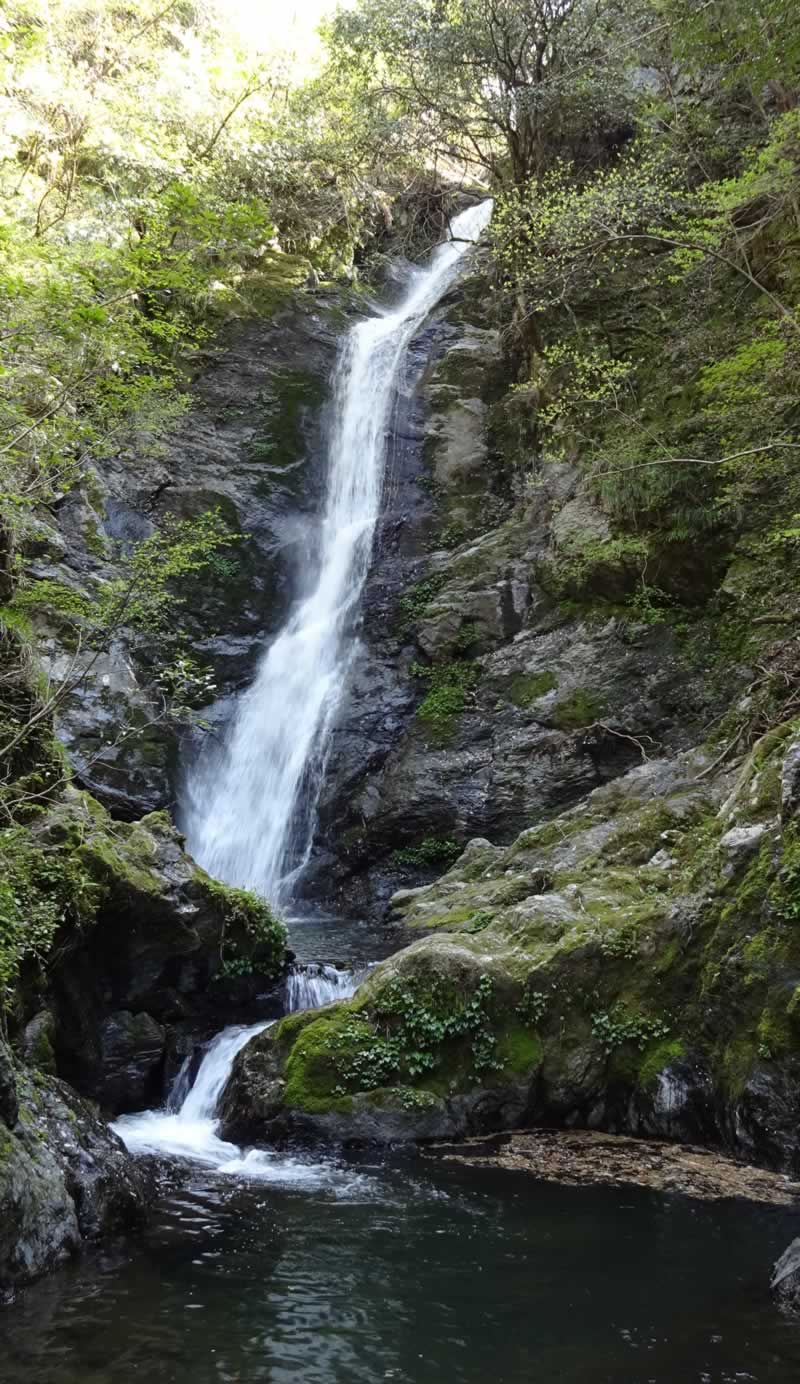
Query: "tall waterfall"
183 200 493 905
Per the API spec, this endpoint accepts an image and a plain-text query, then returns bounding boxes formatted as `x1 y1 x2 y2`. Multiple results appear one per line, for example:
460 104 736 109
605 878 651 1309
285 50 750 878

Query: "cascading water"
286 962 358 1012
113 966 358 1177
182 200 493 906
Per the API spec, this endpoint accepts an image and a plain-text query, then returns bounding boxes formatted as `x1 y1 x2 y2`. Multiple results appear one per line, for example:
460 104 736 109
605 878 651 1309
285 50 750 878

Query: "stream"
3 205 800 1382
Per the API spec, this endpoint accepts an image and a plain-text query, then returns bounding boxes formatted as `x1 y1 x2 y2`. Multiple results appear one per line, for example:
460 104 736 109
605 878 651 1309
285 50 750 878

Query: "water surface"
4 1155 800 1384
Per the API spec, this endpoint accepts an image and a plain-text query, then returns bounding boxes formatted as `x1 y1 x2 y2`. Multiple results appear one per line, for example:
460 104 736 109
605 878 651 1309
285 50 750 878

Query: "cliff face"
297 270 739 915
4 228 800 1292
210 261 800 1168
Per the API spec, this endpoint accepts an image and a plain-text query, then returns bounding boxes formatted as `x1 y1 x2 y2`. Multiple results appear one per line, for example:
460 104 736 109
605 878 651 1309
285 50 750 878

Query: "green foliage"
282 972 507 1109
591 1007 671 1056
397 573 447 631
328 0 641 186
208 881 287 979
374 972 502 1078
0 827 99 997
516 984 553 1026
412 660 479 743
97 509 239 640
391 837 462 870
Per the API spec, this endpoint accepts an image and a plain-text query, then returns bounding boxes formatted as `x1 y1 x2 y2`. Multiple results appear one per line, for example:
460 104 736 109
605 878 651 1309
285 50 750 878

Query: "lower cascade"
114 965 356 1174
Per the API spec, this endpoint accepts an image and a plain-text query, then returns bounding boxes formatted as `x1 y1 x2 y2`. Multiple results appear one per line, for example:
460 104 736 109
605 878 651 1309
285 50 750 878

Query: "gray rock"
0 1069 152 1294
719 824 769 866
781 738 800 822
772 1238 800 1312
96 1011 167 1113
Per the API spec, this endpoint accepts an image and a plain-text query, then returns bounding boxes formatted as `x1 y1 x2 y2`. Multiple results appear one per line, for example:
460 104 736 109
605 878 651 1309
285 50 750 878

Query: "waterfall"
182 200 493 906
286 963 357 1012
113 970 357 1173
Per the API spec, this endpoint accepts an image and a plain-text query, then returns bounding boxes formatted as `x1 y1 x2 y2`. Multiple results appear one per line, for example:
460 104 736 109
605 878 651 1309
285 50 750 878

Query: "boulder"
772 1238 800 1313
95 1011 167 1113
0 1068 153 1295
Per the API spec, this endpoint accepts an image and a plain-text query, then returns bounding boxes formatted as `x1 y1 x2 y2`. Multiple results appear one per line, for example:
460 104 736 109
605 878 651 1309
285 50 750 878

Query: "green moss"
236 251 312 318
506 670 557 708
637 1038 685 1089
551 687 607 730
204 877 286 978
28 1024 56 1075
403 905 478 931
282 1009 367 1114
414 660 479 745
0 825 100 997
496 1026 543 1074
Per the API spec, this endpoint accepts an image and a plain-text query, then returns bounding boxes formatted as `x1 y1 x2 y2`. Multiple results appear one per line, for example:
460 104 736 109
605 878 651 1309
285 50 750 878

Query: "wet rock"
35 298 346 814
96 1011 167 1113
424 1129 800 1206
0 1068 152 1295
19 789 286 1110
772 1238 800 1312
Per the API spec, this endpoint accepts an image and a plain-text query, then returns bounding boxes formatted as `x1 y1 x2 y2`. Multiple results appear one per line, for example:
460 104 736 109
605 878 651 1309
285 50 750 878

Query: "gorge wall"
4 218 800 1292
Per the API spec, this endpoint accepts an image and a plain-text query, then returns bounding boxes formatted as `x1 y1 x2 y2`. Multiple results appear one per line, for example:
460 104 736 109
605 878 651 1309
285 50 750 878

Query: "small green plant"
591 1007 671 1056
390 837 462 869
516 984 552 1026
397 573 447 631
598 928 640 960
412 660 480 743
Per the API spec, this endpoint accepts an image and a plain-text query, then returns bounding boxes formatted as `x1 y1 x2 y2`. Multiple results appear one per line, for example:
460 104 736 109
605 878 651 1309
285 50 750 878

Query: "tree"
326 0 647 186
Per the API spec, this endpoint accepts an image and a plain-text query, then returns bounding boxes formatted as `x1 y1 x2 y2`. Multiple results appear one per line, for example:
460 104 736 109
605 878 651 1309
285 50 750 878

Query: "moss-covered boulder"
0 1055 152 1296
222 726 800 1169
2 788 287 1111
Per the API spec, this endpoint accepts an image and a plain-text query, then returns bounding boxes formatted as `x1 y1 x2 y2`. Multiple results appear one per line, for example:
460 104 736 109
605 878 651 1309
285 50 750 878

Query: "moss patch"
506 670 558 708
551 688 607 730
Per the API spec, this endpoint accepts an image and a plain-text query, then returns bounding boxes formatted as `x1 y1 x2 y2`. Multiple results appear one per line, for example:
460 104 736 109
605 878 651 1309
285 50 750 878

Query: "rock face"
29 281 349 819
772 1238 800 1313
296 282 732 914
9 788 286 1115
0 1052 152 1296
220 728 800 1170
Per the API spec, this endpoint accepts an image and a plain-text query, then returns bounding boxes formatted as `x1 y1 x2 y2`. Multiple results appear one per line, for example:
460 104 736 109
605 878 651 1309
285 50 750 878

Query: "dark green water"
3 1152 800 1384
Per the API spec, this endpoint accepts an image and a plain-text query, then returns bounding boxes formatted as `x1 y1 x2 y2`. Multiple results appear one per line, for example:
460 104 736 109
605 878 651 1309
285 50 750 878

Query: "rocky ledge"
421 1128 800 1205
220 719 800 1172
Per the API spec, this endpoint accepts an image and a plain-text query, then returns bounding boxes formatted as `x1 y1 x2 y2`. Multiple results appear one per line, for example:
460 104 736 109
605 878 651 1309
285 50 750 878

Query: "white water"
113 966 359 1181
286 962 358 1012
182 201 493 906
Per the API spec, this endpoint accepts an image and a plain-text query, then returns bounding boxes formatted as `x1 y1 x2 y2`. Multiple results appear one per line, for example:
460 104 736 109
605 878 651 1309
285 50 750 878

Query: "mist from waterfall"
182 200 493 905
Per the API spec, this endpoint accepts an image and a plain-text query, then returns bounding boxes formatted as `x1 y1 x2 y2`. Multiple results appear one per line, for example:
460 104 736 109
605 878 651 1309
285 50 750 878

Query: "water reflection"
4 1158 800 1384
